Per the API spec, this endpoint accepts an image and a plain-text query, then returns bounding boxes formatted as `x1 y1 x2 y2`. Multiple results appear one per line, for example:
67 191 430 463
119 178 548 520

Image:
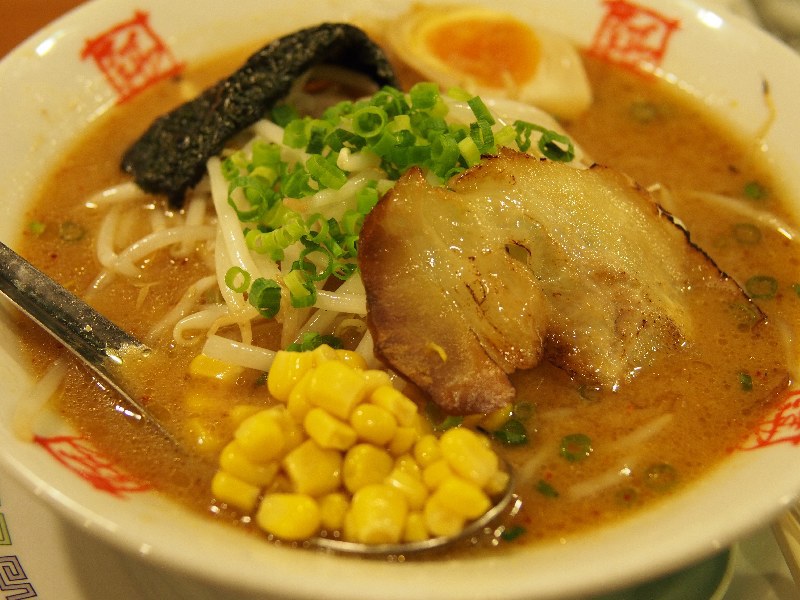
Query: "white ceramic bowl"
1 1 800 598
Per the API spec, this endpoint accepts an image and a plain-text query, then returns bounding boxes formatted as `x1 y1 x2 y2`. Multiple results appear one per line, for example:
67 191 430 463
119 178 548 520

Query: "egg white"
386 5 593 120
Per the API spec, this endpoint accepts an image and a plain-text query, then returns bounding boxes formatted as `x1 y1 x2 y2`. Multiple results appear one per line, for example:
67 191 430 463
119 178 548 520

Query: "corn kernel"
319 492 349 531
439 427 498 487
414 434 442 467
305 407 357 450
394 454 422 477
404 511 430 542
335 349 368 370
234 410 286 463
361 369 394 396
350 404 397 446
370 385 418 426
343 443 394 493
228 404 262 427
423 496 465 538
404 512 429 542
306 360 369 419
409 412 434 437
256 493 321 541
388 426 418 456
345 484 408 544
479 404 514 432
267 350 315 402
212 470 261 512
431 476 491 520
189 353 244 383
185 417 224 455
485 469 511 496
287 372 313 421
385 467 429 510
422 459 454 490
282 439 342 497
269 407 305 452
311 343 339 365
184 390 220 416
219 441 280 487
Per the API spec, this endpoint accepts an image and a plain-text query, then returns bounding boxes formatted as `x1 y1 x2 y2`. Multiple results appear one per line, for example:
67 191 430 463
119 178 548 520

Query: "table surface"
0 0 798 598
0 0 85 57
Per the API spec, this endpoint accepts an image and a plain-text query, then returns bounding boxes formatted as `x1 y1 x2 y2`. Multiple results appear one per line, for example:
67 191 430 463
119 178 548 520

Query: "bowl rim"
1 1 800 598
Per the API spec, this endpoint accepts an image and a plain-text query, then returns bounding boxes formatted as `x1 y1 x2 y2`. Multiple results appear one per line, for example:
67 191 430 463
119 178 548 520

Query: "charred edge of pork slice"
653 200 766 324
121 23 399 206
360 149 764 415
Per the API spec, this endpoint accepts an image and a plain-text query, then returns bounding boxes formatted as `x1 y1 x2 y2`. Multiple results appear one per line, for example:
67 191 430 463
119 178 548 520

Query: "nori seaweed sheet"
121 23 399 206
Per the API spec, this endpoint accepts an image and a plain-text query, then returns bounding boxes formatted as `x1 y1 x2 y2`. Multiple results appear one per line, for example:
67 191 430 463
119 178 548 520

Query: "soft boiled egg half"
386 5 592 120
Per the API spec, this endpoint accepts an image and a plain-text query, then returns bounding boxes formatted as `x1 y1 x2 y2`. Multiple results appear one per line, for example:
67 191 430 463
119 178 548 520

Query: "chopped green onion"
467 96 496 125
560 433 592 462
409 82 440 110
739 371 753 391
470 119 496 153
732 223 761 245
745 275 778 299
220 84 580 325
281 167 314 199
28 221 46 235
246 217 305 261
494 124 517 147
224 267 251 294
629 100 660 123
500 525 526 542
792 283 800 297
458 136 482 167
58 221 85 242
435 416 464 432
325 128 365 152
352 106 388 138
536 480 559 498
355 185 380 214
744 180 767 200
283 119 309 149
283 269 317 308
446 87 473 101
511 401 534 422
271 103 299 127
370 86 410 118
537 129 575 162
493 419 528 445
306 155 347 190
227 176 277 221
513 120 575 162
286 331 343 352
248 278 282 318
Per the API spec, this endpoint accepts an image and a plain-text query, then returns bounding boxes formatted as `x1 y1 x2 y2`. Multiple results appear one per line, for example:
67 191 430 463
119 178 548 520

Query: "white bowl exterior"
1 1 800 599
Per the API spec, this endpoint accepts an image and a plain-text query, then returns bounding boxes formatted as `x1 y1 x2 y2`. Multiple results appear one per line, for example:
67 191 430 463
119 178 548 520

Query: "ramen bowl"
0 1 799 598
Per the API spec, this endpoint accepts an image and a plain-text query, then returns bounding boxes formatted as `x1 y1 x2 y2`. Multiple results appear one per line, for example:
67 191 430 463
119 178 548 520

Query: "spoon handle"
0 241 145 364
0 240 177 444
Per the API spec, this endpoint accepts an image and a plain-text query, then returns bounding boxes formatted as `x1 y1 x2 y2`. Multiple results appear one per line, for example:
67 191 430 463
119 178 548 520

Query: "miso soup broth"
13 32 797 553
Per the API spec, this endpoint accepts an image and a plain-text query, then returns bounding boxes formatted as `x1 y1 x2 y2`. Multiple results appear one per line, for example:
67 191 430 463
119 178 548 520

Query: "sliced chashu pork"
359 148 754 414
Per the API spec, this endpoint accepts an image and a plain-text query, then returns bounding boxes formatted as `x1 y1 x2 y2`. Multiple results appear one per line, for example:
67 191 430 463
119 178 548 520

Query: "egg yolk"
424 17 540 89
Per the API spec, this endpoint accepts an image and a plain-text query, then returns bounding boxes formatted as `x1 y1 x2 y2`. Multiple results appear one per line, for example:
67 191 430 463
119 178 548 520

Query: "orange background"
1 0 86 57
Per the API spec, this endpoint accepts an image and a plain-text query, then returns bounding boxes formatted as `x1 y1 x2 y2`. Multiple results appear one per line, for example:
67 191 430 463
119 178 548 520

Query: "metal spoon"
0 239 516 553
0 240 178 446
312 479 519 555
